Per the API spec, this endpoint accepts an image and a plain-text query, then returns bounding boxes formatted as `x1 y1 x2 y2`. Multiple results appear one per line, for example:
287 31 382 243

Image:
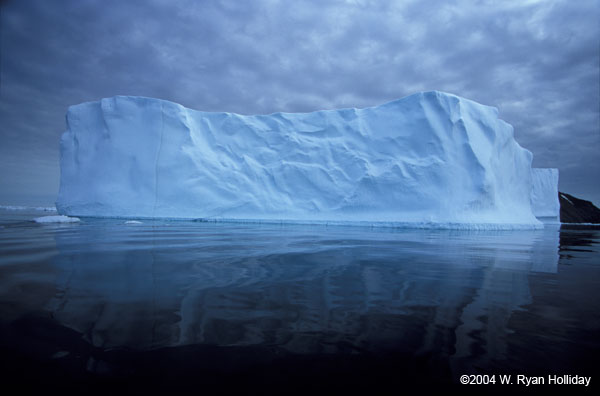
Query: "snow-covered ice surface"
560 193 573 205
34 215 80 223
57 91 546 229
531 168 560 222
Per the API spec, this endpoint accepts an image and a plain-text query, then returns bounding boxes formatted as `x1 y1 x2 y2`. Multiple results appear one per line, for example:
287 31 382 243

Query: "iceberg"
57 91 549 228
530 168 560 222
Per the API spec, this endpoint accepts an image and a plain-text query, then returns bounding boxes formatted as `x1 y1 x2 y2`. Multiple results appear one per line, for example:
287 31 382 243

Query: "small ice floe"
33 215 80 223
124 220 143 224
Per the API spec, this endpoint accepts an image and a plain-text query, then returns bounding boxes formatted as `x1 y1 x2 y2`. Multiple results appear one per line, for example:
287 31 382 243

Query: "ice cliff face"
530 168 560 221
57 91 545 227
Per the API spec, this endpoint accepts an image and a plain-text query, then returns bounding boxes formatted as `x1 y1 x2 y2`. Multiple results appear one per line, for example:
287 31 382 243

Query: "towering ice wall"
57 91 542 228
530 168 560 221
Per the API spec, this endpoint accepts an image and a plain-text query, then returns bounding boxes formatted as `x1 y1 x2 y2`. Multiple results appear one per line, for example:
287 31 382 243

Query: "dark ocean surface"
0 209 598 394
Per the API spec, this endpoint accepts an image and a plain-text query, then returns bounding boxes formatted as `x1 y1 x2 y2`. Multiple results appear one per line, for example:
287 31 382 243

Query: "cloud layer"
1 0 598 205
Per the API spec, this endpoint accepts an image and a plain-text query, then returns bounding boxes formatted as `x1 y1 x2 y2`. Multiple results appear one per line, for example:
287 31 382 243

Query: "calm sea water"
0 209 598 393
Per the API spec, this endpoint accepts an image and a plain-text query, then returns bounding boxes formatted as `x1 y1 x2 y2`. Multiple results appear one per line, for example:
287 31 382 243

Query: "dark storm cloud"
1 0 598 205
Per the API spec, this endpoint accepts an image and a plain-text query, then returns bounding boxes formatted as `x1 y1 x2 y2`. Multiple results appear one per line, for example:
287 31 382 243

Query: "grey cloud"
0 0 598 205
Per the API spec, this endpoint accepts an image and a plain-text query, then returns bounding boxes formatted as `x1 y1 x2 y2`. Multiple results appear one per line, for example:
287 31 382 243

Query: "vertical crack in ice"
153 103 165 217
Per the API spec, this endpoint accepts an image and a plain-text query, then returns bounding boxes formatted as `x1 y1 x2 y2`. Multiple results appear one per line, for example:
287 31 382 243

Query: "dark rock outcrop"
559 192 600 223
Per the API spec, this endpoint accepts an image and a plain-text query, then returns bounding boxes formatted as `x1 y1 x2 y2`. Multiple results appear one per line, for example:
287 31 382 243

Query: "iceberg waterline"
56 91 558 229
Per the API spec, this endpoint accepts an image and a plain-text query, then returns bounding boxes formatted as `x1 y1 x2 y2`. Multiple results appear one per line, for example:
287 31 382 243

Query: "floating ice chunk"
34 215 80 223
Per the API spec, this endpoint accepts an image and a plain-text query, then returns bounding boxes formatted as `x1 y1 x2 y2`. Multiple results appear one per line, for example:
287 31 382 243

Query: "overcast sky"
1 0 598 206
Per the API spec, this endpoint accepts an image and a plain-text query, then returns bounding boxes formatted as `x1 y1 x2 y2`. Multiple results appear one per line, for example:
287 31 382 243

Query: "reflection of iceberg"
45 221 559 355
448 224 560 375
